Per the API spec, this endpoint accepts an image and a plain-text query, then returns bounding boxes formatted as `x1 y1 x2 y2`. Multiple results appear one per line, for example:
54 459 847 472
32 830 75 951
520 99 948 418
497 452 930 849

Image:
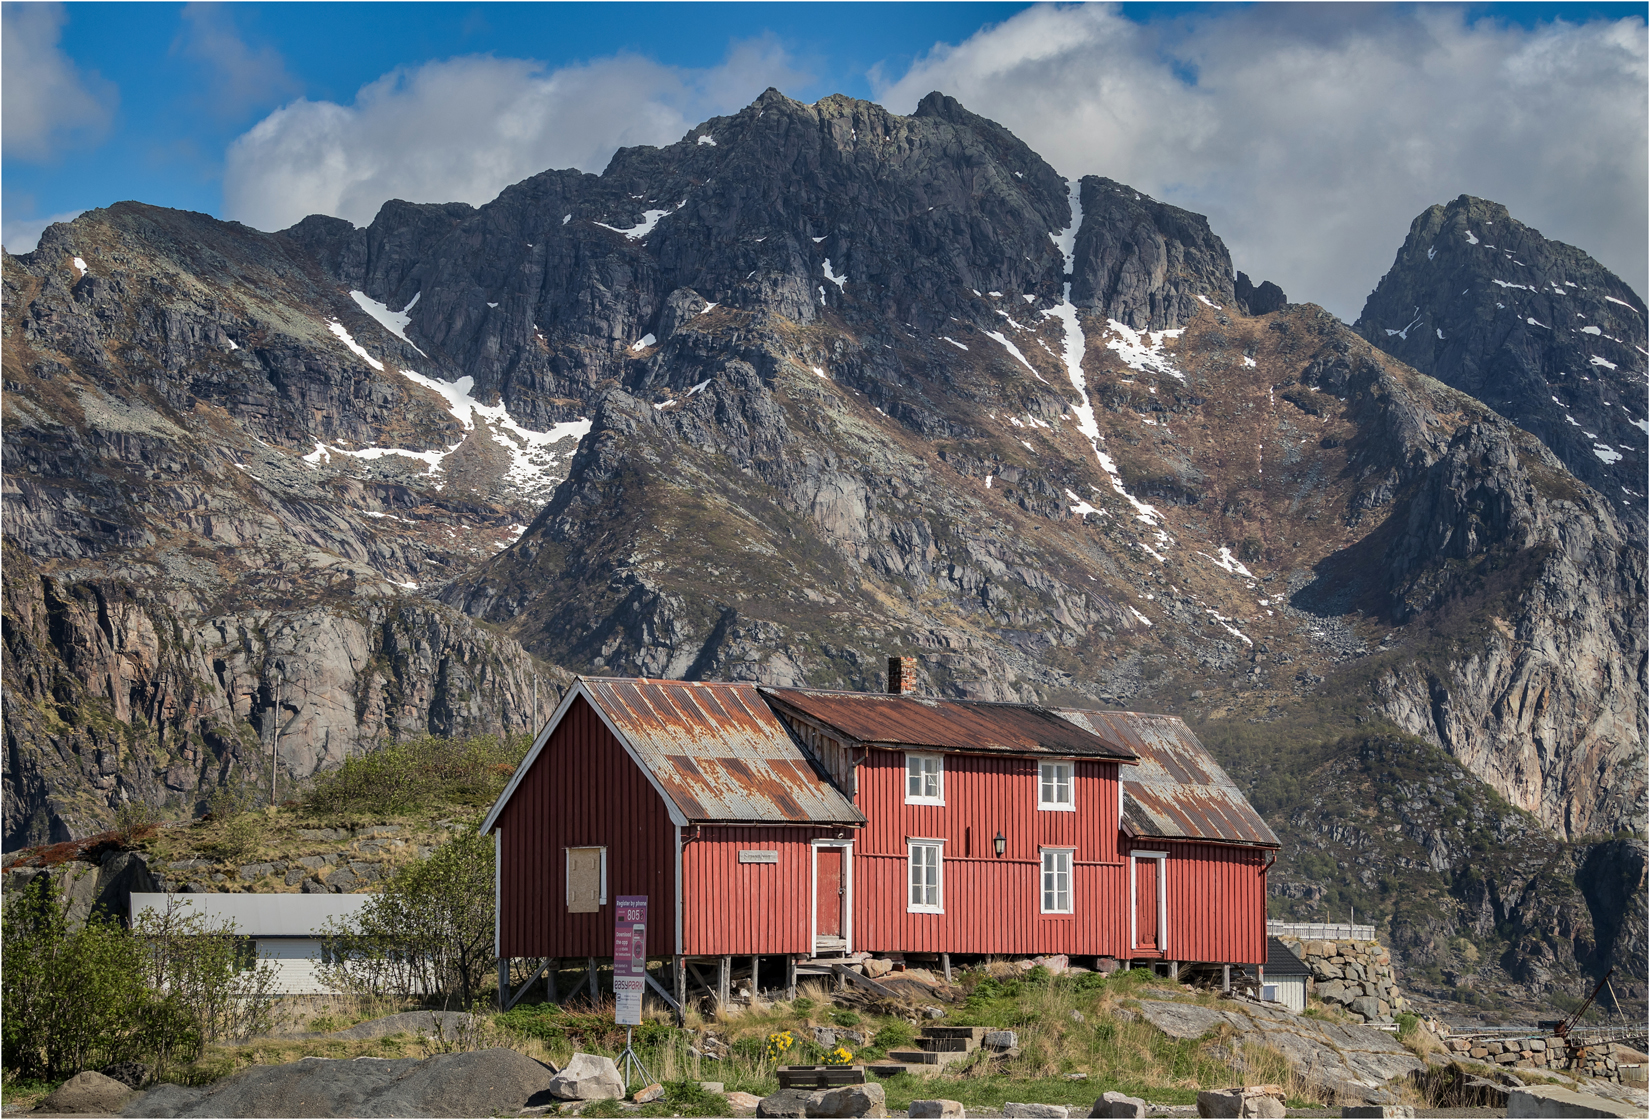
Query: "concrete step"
886 1049 969 1066
921 1026 987 1042
916 1037 976 1053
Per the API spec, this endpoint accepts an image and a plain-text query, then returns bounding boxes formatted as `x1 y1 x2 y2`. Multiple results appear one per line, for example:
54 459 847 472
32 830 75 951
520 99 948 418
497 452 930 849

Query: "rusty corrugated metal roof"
582 677 864 825
761 687 1138 760
1054 708 1280 848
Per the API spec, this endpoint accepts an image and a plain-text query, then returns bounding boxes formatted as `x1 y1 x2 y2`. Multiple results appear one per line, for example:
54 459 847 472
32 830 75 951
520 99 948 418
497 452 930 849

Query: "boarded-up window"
566 847 606 912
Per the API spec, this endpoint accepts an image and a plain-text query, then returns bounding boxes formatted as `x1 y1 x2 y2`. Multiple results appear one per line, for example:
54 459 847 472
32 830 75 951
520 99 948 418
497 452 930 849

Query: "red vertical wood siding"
1126 839 1269 965
1134 859 1159 951
495 696 677 958
851 748 1126 956
681 826 836 955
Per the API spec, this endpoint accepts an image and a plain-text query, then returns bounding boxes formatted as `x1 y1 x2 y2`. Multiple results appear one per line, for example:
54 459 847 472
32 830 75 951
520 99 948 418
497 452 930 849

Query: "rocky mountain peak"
1354 194 1647 540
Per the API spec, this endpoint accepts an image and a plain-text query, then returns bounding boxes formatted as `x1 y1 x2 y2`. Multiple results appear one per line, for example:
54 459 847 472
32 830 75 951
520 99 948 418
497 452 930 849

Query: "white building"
128 893 371 995
1259 935 1311 1013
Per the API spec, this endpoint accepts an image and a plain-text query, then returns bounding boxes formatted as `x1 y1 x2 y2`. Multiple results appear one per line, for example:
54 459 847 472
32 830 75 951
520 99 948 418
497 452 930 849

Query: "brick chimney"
888 655 919 695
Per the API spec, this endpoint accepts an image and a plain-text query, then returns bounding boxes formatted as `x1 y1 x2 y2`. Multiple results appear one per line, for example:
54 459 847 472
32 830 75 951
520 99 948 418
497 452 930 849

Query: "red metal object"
765 688 1138 760
494 693 677 958
845 746 1127 956
1056 709 1279 848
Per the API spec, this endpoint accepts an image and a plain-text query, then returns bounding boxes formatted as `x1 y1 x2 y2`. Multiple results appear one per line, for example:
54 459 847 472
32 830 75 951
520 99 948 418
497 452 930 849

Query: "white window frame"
904 752 945 805
1040 847 1074 914
1128 850 1168 954
1039 760 1075 811
565 845 608 910
907 838 945 913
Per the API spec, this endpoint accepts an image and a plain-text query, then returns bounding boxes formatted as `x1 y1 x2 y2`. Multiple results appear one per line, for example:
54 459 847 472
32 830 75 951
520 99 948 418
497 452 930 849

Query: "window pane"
908 757 921 797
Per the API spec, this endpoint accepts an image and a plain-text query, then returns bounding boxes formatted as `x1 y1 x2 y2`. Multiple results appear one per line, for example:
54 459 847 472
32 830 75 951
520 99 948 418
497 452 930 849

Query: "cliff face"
1354 195 1647 542
2 89 1642 1007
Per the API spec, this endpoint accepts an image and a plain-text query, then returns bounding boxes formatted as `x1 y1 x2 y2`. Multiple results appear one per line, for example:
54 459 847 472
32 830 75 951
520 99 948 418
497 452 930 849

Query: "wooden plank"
644 968 681 1013
505 958 552 1011
832 963 901 1000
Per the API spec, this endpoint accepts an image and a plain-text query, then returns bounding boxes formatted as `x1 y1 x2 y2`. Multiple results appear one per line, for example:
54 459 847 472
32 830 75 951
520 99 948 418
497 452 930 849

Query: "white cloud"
875 4 1649 319
173 2 301 120
1 2 118 160
224 37 807 232
1 209 87 255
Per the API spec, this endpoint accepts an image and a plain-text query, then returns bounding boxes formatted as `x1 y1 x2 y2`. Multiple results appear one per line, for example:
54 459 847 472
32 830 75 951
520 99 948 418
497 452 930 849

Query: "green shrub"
301 735 527 822
870 1021 916 1052
829 1009 861 1028
2 876 202 1081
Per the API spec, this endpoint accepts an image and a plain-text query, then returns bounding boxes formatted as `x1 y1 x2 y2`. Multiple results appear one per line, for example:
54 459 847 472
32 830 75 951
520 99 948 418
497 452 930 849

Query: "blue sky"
5 2 1646 318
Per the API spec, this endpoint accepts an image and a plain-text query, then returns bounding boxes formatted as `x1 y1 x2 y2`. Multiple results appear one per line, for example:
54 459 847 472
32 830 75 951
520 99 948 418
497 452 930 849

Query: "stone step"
887 1049 969 1066
916 1037 977 1053
920 1026 987 1041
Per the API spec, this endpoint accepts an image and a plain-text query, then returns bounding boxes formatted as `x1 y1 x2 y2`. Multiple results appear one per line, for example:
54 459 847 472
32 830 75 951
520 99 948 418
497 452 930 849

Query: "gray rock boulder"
757 1088 818 1118
547 1052 624 1101
805 1083 887 1118
1003 1105 1070 1118
909 1101 965 1119
1090 1090 1147 1118
41 1070 134 1113
120 1048 555 1117
1194 1087 1284 1118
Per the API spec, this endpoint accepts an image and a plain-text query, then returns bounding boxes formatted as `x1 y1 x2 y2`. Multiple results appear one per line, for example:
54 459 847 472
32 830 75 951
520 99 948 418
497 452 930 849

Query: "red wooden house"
482 667 1278 1011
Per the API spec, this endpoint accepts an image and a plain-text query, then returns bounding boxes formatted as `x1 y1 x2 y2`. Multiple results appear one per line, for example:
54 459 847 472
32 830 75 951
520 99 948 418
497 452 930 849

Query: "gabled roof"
762 687 1138 761
1054 709 1280 848
482 678 864 833
128 892 369 936
1265 936 1312 977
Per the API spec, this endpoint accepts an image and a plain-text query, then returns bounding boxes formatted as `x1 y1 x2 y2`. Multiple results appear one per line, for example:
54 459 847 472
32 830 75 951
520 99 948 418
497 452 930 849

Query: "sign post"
612 895 652 1091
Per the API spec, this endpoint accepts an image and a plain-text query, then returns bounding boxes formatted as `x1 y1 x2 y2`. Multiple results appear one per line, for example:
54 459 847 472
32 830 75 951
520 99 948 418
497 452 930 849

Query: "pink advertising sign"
613 895 647 1025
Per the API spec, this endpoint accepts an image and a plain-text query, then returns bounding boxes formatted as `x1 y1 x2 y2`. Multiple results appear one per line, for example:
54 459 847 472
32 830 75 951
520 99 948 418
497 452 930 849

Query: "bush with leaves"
2 876 201 1082
319 825 496 1009
131 897 282 1043
301 735 526 823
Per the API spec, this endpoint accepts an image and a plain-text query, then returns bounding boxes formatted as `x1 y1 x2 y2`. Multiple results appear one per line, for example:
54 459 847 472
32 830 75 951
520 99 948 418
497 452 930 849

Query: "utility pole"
270 670 282 807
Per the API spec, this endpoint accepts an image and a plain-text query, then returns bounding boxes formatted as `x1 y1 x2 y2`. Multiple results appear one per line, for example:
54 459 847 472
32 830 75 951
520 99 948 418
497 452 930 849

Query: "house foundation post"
673 956 686 1025
785 955 797 1001
588 957 598 1002
546 958 558 1003
497 957 510 1011
718 955 731 1011
1169 960 1180 981
749 955 759 1000
941 953 951 982
1222 963 1230 993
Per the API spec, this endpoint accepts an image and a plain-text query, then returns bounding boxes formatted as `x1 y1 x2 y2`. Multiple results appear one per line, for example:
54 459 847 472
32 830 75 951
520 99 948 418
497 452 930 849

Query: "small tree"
2 875 200 1081
321 826 496 1010
131 897 281 1043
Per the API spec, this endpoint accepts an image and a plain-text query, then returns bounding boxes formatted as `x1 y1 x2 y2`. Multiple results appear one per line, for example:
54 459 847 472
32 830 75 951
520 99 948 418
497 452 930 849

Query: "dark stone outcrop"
1069 176 1237 328
1354 194 1647 541
1235 271 1287 316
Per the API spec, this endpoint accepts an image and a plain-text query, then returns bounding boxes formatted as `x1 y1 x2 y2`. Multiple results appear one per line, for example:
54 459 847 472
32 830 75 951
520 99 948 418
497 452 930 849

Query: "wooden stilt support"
673 956 686 1025
941 953 951 982
1222 963 1231 993
1170 960 1180 981
718 955 731 1011
785 955 797 1002
497 957 510 1011
749 955 759 1000
588 957 599 1002
546 958 558 1003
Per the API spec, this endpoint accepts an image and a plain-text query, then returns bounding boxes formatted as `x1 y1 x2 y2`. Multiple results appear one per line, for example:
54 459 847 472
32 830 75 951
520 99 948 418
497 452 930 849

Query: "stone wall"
1276 937 1410 1024
1443 1036 1648 1084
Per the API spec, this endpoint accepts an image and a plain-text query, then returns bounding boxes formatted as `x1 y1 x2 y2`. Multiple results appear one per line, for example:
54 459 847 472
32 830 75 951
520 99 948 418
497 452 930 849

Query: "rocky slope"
1354 194 1648 541
3 88 1643 1011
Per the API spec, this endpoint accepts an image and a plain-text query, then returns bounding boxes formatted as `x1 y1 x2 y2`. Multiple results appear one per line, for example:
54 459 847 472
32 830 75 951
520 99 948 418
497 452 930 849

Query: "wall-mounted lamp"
993 830 1007 858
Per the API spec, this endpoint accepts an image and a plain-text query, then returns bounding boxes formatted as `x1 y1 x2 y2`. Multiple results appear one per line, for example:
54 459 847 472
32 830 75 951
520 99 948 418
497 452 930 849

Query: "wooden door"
1135 858 1159 950
815 847 844 938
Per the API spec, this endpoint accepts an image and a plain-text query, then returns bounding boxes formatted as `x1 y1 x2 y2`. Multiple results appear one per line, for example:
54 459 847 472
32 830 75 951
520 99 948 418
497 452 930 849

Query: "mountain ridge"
3 88 1643 1017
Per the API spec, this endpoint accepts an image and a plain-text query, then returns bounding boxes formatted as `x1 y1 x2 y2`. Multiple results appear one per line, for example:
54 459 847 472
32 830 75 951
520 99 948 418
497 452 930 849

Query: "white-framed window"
907 839 944 912
566 846 607 912
1041 847 1074 913
1039 760 1075 810
905 752 944 805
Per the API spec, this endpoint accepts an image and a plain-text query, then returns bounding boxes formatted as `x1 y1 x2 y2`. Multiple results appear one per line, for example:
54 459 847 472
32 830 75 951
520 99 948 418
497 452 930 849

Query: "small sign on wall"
738 849 779 864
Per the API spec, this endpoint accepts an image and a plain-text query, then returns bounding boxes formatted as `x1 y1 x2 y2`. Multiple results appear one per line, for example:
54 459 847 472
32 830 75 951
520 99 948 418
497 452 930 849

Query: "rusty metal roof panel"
582 677 864 825
1053 708 1280 848
760 688 1137 760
